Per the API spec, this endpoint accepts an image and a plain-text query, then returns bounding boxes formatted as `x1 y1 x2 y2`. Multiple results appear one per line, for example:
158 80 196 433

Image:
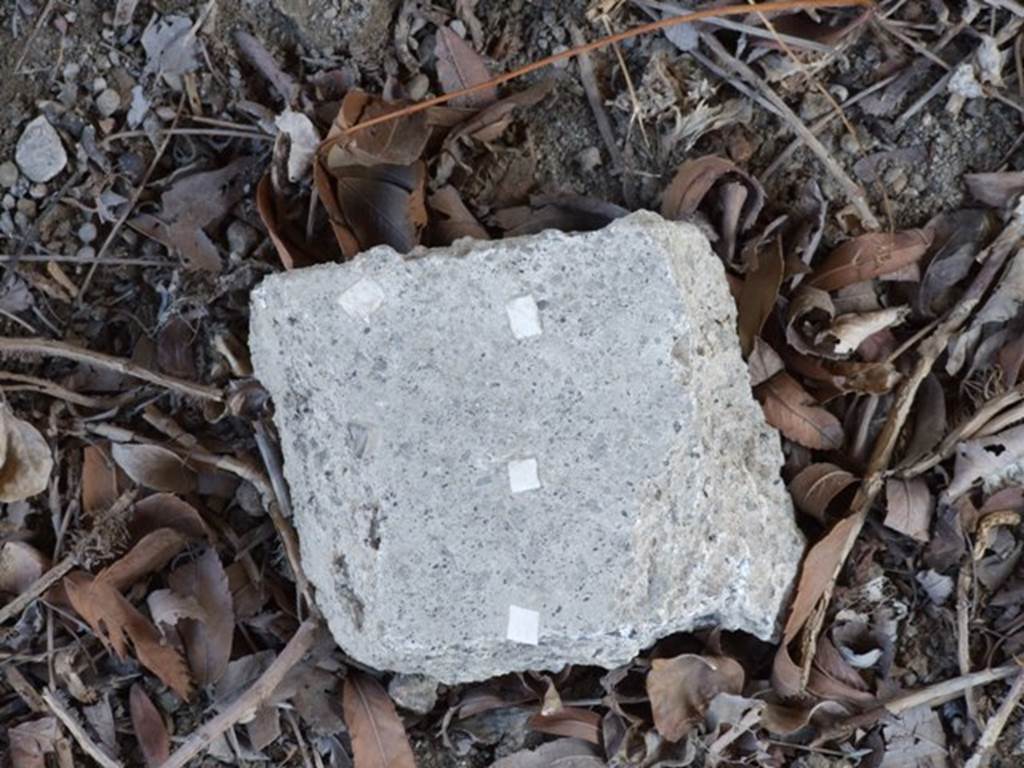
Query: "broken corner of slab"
250 211 805 683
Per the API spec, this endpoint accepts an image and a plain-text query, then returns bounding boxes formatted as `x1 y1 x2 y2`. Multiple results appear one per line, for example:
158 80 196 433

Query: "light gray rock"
15 117 67 184
388 673 439 714
250 212 804 683
271 0 399 60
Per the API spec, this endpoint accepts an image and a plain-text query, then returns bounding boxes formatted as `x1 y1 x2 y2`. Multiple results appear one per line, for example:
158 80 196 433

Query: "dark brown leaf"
435 26 496 107
748 337 785 386
528 707 602 744
131 493 209 542
98 528 190 592
130 684 170 767
342 671 416 768
756 372 844 450
737 237 784 357
167 547 234 687
789 463 858 523
917 209 993 317
327 90 430 168
808 229 933 291
647 654 745 742
494 195 628 237
9 716 59 768
157 316 196 380
110 442 196 494
82 444 123 516
489 739 604 768
428 185 489 244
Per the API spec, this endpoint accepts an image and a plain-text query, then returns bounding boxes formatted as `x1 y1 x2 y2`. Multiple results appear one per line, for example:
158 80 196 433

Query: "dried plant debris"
3 0 1024 764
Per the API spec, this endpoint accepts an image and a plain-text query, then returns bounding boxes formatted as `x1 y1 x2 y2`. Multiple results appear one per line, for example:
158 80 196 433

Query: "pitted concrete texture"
250 211 804 683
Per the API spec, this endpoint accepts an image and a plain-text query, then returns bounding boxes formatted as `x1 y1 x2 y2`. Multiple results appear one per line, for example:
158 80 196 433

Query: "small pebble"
883 167 908 195
62 63 80 81
29 183 47 199
15 116 68 183
2 194 15 210
388 674 439 714
92 77 108 94
551 45 571 68
227 220 259 257
96 88 121 117
405 73 430 101
16 199 37 218
78 222 98 243
577 146 602 172
0 162 19 188
77 246 96 261
450 19 467 37
840 132 860 155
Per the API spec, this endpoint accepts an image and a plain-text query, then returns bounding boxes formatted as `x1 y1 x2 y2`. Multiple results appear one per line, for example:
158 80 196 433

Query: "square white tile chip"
339 278 386 321
508 458 540 493
506 295 542 339
506 605 540 645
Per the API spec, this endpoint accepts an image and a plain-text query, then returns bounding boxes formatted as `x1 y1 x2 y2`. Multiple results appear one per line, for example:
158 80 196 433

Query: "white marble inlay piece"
506 295 542 339
506 605 540 645
339 278 386 321
508 458 540 493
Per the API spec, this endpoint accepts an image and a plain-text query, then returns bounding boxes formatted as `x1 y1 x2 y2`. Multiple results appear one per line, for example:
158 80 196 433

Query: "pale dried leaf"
0 541 50 595
757 372 844 450
167 547 234 687
748 337 785 386
435 27 496 107
0 409 53 503
147 588 206 626
946 424 1024 500
9 716 59 768
488 739 603 768
884 478 933 542
808 230 932 291
816 306 911 357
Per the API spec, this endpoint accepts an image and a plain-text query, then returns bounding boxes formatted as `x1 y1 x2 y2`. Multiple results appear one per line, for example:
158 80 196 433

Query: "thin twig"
958 559 980 725
0 337 223 402
965 671 1024 768
570 24 624 172
320 0 873 148
158 620 319 768
0 556 75 625
42 687 124 768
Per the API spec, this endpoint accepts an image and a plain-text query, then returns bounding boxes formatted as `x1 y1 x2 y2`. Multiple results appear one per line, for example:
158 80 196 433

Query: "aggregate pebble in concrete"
250 212 804 682
15 116 67 184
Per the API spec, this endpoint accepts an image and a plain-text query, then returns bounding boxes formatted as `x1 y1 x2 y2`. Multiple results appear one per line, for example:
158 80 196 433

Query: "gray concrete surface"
250 211 804 682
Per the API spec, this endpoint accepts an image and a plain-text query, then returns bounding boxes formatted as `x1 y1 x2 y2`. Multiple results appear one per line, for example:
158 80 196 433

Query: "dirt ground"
2 0 1024 766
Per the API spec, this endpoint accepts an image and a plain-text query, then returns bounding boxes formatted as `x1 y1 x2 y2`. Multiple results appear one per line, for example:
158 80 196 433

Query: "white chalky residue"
508 458 540 493
339 278 385 321
506 605 540 645
506 295 542 339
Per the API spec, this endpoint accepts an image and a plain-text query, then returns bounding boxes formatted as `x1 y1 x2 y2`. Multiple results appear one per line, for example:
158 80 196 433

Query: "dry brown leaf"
737 238 784 357
0 408 53 503
789 463 859 523
785 285 835 356
110 443 196 494
327 90 430 168
0 541 50 595
428 185 489 244
946 423 1024 500
157 316 196 380
884 477 933 541
528 707 602 744
808 229 933 291
748 337 785 386
965 171 1024 208
95 527 189 592
489 739 604 768
147 588 205 626
130 684 170 767
435 26 496 107
130 493 209 542
444 80 555 148
167 547 234 687
647 654 745 742
343 671 416 768
82 444 123 516
64 571 192 699
757 372 844 450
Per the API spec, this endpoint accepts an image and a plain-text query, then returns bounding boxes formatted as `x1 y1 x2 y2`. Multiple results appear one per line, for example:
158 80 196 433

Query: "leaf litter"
5 0 1024 765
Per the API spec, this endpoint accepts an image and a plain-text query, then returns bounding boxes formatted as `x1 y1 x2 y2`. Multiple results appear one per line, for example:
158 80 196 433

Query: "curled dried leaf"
966 171 1024 209
527 707 602 744
647 654 745 742
815 306 911 357
757 372 844 451
785 285 835 356
428 185 489 244
808 229 933 291
342 671 416 768
789 463 858 523
0 408 53 503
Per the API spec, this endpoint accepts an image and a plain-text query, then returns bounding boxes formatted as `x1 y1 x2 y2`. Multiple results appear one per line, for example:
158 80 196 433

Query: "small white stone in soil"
0 162 19 188
508 458 540 494
96 89 121 117
15 116 67 184
78 222 98 243
506 605 540 645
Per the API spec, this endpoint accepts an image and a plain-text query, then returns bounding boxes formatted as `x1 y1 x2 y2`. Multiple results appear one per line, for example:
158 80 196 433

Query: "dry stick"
79 95 185 300
42 687 124 768
0 336 223 402
0 556 75 625
321 0 874 148
958 560 980 725
697 32 881 229
570 24 624 173
965 670 1024 768
797 200 1024 687
158 619 319 768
